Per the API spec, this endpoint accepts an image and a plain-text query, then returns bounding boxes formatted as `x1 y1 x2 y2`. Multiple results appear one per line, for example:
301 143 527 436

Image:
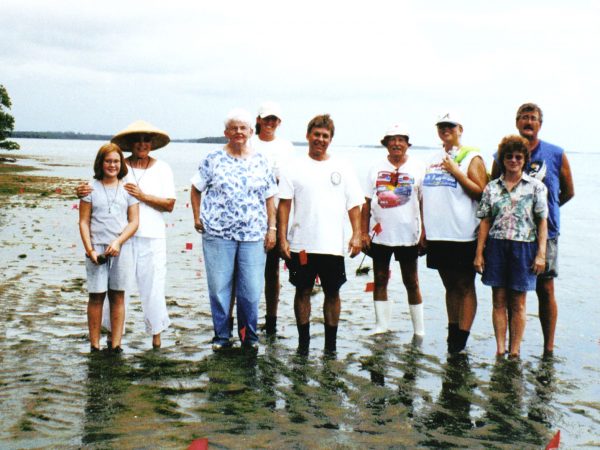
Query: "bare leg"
438 268 477 331
294 287 313 326
88 293 106 349
492 287 508 355
399 258 422 305
265 250 280 317
323 290 341 327
373 257 390 301
108 289 125 349
508 290 527 357
536 278 557 354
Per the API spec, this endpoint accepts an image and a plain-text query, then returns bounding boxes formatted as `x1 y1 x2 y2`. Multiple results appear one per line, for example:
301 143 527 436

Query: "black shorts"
370 243 419 265
287 252 347 293
426 240 476 271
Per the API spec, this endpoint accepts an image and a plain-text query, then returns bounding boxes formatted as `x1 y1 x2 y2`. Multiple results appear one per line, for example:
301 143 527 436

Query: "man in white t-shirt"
278 114 364 354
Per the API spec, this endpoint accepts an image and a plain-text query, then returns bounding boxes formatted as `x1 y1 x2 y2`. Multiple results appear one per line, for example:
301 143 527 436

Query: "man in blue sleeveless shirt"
491 103 574 356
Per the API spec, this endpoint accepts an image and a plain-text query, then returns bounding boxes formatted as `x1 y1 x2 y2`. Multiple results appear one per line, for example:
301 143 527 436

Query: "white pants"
102 236 171 335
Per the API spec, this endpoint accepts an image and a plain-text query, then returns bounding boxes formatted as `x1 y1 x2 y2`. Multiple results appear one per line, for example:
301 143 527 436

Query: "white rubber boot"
409 303 425 336
372 300 390 334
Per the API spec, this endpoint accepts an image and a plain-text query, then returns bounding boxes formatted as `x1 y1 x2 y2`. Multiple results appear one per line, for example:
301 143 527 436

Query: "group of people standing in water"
78 101 574 359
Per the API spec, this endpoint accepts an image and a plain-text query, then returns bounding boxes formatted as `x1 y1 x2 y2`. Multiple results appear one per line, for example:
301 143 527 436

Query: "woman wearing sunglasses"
474 135 548 357
421 113 488 353
77 120 176 350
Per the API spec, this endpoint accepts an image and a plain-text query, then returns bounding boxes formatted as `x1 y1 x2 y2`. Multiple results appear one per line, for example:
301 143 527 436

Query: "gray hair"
224 108 254 129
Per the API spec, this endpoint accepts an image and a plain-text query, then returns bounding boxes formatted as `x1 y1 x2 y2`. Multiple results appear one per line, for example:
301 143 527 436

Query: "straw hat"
111 120 170 151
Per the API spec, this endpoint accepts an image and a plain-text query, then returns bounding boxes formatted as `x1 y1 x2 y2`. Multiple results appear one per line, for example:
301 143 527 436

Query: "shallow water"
1 139 599 448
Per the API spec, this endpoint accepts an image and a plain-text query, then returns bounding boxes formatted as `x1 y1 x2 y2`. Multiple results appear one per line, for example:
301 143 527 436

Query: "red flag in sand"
545 430 560 450
188 438 208 450
18 188 24 194
185 243 193 250
55 188 62 194
365 282 374 292
72 203 79 210
373 223 382 235
240 326 246 342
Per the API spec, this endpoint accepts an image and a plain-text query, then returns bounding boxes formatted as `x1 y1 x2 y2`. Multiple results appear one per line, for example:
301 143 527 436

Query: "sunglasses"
437 122 457 129
504 153 524 161
131 133 153 143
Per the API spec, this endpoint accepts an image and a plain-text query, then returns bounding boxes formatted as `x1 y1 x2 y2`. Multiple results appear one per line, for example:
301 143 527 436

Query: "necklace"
129 157 151 185
101 179 120 214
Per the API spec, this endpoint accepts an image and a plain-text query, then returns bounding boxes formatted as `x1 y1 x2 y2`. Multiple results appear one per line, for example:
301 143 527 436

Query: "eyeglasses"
131 133 153 143
437 122 457 129
504 153 524 161
518 115 540 122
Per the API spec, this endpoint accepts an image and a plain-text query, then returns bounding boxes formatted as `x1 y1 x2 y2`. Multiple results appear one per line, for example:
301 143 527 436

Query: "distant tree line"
11 131 228 144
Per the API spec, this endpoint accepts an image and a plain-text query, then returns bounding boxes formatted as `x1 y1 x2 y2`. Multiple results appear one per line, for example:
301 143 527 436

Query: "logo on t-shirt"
527 160 547 182
330 172 341 186
375 170 414 208
423 164 457 188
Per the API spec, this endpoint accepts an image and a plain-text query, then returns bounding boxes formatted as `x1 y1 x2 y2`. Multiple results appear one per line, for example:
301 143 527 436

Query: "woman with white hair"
190 108 278 350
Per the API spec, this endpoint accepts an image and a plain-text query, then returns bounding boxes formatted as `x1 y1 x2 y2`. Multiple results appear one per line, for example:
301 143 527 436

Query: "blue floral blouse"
191 148 277 241
476 173 548 242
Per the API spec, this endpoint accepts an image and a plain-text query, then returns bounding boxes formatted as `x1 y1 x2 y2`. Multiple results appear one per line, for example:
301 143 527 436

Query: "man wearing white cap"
361 124 425 337
251 101 295 336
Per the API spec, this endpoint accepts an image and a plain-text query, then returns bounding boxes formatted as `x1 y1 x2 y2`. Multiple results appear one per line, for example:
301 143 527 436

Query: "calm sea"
1 138 598 448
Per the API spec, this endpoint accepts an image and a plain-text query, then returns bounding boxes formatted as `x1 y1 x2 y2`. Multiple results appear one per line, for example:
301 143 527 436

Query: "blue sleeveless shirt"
525 140 564 239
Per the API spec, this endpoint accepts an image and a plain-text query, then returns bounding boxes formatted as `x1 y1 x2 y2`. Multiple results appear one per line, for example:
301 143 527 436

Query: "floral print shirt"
191 148 277 241
477 173 548 242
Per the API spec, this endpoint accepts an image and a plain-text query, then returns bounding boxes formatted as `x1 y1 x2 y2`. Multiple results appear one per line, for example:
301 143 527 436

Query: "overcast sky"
1 0 598 150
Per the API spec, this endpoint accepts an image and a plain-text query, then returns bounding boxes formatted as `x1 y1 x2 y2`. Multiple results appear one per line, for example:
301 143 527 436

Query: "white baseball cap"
435 112 462 127
257 101 283 119
381 123 411 146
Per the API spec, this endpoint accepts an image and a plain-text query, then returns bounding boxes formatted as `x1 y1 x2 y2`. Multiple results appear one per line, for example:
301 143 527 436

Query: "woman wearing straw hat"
190 108 277 351
77 120 176 350
421 112 488 353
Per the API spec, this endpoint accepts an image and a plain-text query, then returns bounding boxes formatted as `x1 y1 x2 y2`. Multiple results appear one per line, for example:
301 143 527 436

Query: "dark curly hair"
497 135 530 174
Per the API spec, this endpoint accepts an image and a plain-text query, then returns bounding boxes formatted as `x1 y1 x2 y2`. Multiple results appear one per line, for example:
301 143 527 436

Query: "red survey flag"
240 326 246 342
545 430 560 450
365 282 374 292
188 438 208 450
185 243 193 250
373 223 382 235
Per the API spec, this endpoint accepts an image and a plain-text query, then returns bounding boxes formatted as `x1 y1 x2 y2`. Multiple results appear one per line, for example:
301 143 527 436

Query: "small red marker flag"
545 430 560 450
299 250 308 266
365 282 374 292
55 188 62 194
188 438 208 450
18 188 24 194
185 243 193 250
283 262 288 271
72 203 79 210
373 223 382 235
240 326 246 342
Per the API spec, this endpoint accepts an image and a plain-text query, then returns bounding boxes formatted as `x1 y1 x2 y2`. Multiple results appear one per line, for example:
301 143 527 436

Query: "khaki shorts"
85 242 134 293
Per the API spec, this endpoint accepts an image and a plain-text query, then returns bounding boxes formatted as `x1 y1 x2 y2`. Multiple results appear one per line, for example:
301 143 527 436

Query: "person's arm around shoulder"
106 202 139 257
75 182 93 199
559 152 575 206
124 162 176 212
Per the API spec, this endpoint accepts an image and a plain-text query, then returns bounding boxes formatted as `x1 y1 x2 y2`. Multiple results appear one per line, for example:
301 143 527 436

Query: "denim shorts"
481 238 538 292
287 252 346 293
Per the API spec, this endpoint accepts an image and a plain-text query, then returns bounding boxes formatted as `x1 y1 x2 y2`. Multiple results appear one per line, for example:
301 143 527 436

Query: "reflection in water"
417 353 475 446
527 356 558 427
83 352 131 445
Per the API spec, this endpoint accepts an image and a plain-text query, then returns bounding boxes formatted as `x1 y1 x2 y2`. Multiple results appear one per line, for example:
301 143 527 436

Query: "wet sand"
1 147 599 448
